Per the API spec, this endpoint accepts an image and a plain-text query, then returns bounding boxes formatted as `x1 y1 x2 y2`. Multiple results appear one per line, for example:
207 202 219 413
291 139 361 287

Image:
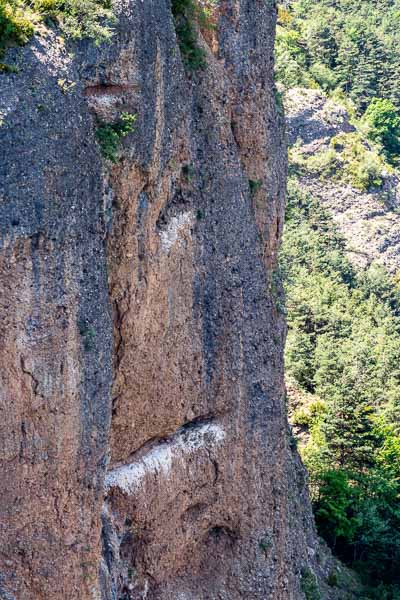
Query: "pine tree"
321 391 376 470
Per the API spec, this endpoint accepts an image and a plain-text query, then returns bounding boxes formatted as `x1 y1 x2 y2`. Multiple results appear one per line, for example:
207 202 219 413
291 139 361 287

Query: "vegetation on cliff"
0 0 115 53
171 0 207 70
96 112 136 163
1 0 217 71
171 0 217 70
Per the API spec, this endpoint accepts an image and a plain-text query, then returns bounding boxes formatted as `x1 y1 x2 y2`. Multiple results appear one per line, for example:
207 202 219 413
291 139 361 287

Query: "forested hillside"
277 0 400 162
278 1 400 598
277 0 400 107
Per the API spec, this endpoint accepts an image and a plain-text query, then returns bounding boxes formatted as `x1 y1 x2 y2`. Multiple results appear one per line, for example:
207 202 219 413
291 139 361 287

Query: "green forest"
282 182 400 598
276 0 400 163
278 1 400 597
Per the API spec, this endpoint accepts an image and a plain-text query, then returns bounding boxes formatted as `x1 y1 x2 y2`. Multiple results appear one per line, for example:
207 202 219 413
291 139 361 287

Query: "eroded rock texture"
1 1 324 599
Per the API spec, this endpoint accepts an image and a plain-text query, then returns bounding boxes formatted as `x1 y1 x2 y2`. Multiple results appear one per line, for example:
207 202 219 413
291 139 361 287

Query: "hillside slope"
286 88 400 274
278 2 400 597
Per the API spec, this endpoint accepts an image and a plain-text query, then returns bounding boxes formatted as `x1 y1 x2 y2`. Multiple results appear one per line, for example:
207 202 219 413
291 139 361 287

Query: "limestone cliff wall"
0 2 323 599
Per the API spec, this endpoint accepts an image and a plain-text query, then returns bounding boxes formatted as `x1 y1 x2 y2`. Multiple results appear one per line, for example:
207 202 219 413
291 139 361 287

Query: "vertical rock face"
0 33 113 599
0 1 321 599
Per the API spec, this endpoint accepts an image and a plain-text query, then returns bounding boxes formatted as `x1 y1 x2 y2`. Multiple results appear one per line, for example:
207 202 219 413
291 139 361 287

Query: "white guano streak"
105 423 225 495
160 212 194 253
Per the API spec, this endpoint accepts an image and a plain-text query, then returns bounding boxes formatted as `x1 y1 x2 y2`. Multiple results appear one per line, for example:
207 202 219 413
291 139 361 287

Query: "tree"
364 98 400 163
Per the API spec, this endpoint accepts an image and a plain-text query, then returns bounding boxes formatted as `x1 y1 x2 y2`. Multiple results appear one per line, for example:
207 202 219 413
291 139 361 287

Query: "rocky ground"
285 87 400 274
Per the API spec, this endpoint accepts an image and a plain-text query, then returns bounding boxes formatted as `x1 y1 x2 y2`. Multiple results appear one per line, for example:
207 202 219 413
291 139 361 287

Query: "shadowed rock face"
0 1 322 599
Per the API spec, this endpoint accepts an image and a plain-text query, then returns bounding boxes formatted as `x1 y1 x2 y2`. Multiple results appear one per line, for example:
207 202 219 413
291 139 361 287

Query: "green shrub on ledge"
0 1 35 50
36 0 115 45
96 113 137 163
171 0 207 71
301 567 321 600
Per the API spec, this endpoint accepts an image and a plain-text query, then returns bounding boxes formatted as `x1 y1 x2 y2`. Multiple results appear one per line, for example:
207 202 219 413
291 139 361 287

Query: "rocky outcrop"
0 2 327 599
286 87 400 273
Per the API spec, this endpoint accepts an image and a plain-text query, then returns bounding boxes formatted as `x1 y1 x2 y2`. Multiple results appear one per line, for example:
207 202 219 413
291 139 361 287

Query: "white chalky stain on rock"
105 423 225 494
160 212 194 253
87 95 117 111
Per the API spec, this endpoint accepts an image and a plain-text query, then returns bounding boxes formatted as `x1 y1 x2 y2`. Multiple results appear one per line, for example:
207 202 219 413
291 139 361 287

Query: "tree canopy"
282 180 400 597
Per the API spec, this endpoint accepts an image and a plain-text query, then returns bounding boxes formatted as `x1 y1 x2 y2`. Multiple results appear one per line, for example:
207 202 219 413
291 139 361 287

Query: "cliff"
1 2 328 598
